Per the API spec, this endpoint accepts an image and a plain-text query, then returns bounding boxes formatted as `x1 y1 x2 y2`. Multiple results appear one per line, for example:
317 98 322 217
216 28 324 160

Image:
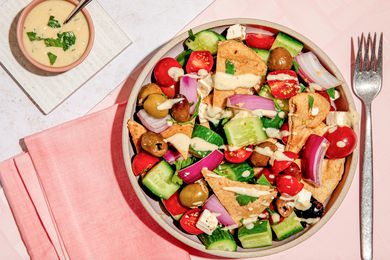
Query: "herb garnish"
27 32 41 41
308 95 314 110
188 29 196 41
299 83 306 93
27 31 76 51
326 87 336 99
47 16 61 28
236 194 258 206
225 59 235 75
292 60 299 74
47 52 57 65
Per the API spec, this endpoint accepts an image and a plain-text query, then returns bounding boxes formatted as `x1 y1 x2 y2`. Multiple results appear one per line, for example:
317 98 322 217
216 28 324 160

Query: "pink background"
94 0 390 259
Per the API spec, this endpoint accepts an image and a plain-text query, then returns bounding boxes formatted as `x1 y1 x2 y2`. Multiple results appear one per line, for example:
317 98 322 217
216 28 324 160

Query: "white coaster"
0 0 132 114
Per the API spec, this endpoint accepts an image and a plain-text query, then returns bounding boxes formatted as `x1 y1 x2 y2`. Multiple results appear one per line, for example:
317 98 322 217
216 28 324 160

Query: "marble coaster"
0 0 132 114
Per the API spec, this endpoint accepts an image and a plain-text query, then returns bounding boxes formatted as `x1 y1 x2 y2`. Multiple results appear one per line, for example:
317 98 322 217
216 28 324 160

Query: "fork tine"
370 33 377 71
354 33 364 74
362 33 370 71
377 32 383 76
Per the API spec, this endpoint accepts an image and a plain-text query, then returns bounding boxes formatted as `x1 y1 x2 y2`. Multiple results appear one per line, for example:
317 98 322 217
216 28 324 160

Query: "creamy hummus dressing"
23 0 89 67
214 72 261 90
190 137 219 152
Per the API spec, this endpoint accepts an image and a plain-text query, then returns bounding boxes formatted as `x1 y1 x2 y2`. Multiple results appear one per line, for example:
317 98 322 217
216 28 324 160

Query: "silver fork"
352 32 383 260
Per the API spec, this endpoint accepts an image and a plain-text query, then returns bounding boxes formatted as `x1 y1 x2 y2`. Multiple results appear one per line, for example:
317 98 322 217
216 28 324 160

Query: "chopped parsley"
299 83 306 93
256 174 271 186
236 194 258 206
188 29 196 41
225 59 235 75
308 95 314 110
26 31 41 41
27 31 76 52
47 16 61 28
47 52 57 65
292 60 299 74
326 87 336 99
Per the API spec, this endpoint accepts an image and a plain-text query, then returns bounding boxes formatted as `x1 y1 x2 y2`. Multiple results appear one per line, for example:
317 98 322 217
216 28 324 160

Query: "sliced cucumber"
259 85 273 99
190 124 224 158
214 162 254 182
224 117 267 147
238 220 272 248
257 174 271 186
142 161 180 200
198 228 237 252
271 211 304 240
271 32 304 57
185 30 224 55
176 49 192 67
252 48 270 63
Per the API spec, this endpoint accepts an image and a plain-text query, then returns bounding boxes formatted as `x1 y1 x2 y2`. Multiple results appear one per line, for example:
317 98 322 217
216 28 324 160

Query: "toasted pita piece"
212 40 266 109
286 93 330 153
127 120 147 153
202 168 277 226
296 158 345 204
160 120 194 159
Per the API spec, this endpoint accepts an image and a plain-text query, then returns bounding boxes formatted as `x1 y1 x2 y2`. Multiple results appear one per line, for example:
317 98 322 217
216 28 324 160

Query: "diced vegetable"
176 49 192 67
267 70 300 99
257 174 271 186
162 191 189 220
238 220 272 248
180 208 204 235
224 117 268 148
132 152 160 176
198 228 237 252
203 195 236 227
190 124 224 158
178 150 224 183
137 109 170 133
271 32 304 57
186 51 214 73
142 161 180 199
153 57 183 87
214 162 254 182
185 29 225 55
295 52 342 89
301 134 329 186
179 75 198 114
163 149 182 164
271 211 304 240
224 146 253 164
252 48 270 63
246 33 275 49
226 94 276 118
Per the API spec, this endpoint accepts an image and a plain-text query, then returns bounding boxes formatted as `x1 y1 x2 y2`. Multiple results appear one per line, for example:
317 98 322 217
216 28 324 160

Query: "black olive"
295 198 324 219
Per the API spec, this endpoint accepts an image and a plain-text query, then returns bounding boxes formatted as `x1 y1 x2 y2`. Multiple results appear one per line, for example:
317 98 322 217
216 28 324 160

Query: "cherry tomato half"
272 151 298 174
324 126 357 158
160 83 178 98
259 168 278 185
162 191 189 219
186 51 214 73
280 122 289 145
132 152 160 176
276 175 304 196
180 208 204 235
282 162 302 181
245 33 275 49
224 146 253 164
317 91 336 111
153 57 182 87
267 70 300 99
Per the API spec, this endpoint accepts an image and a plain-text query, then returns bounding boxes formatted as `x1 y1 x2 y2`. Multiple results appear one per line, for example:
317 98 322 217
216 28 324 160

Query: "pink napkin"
0 103 190 260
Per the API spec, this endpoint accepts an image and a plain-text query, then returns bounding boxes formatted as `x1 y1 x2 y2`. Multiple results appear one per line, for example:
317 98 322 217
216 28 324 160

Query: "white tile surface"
0 0 132 114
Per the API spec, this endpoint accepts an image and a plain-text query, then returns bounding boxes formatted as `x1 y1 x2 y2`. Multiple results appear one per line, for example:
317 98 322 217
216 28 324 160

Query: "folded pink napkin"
0 103 190 260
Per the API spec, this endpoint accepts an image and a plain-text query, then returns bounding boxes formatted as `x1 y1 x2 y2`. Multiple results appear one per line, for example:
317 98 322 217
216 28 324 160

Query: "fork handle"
361 103 373 260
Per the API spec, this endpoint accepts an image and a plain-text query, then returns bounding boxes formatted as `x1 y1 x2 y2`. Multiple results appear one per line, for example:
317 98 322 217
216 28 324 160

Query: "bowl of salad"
122 19 358 257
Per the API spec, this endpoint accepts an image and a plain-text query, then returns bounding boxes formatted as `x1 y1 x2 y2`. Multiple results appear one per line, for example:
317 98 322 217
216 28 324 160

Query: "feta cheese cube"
226 24 246 40
195 209 219 235
295 188 312 211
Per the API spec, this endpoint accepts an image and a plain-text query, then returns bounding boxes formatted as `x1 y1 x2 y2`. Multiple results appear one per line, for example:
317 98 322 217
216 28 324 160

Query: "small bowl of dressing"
17 0 94 73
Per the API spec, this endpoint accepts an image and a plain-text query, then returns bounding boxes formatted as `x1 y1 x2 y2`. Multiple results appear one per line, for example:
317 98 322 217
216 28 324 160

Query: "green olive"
268 47 293 71
140 131 168 157
143 93 168 118
137 83 163 106
179 180 209 208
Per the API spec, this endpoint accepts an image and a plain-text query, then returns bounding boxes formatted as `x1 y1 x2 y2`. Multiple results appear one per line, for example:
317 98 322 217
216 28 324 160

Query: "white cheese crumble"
223 187 270 197
226 24 246 40
167 67 184 81
294 189 312 211
195 209 219 235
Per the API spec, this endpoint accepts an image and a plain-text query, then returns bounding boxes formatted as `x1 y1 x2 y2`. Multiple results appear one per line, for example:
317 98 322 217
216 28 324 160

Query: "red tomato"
280 122 289 145
132 152 159 176
317 91 331 103
224 146 253 164
282 162 302 181
245 33 275 49
153 57 182 87
267 70 300 99
259 168 278 185
272 151 298 174
162 191 189 218
324 126 357 158
276 175 304 196
160 83 178 98
180 208 204 235
186 51 214 73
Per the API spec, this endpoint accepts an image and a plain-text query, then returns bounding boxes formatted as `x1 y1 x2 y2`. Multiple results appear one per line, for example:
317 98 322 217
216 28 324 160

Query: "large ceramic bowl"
122 19 359 258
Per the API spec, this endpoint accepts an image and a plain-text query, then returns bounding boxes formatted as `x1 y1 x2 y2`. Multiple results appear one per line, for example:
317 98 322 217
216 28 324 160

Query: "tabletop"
1 0 390 259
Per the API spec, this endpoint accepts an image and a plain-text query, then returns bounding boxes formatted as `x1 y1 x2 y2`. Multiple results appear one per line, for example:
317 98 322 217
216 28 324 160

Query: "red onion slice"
295 52 342 89
163 149 182 164
178 150 224 184
301 134 329 186
226 94 276 117
180 75 198 114
137 109 170 133
203 194 236 227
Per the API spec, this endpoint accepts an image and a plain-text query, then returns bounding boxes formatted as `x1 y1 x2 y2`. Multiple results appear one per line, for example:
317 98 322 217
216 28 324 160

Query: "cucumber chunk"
185 30 224 55
142 161 180 200
190 124 224 158
214 162 254 182
238 220 272 248
271 211 304 240
252 48 270 63
224 117 267 147
176 49 192 67
271 32 304 57
198 228 237 252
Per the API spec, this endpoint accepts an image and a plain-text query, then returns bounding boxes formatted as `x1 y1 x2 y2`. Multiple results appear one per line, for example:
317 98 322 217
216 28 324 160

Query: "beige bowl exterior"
122 19 359 258
16 0 95 73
